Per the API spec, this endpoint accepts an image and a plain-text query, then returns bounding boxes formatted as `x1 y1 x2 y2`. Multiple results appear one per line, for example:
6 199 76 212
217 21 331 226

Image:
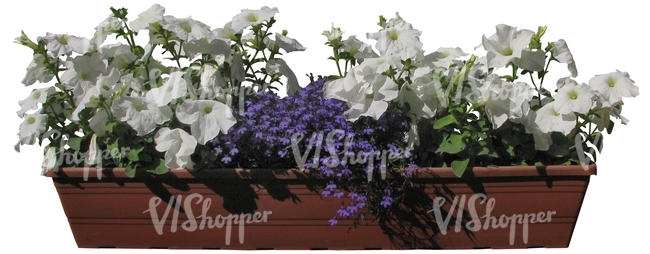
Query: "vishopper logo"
143 193 273 245
427 194 556 245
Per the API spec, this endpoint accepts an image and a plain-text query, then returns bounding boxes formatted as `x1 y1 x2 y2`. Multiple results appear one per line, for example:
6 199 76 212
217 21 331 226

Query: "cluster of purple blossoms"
209 75 414 225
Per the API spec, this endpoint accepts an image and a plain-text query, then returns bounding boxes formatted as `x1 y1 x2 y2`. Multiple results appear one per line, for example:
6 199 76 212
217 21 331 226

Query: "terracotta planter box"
46 164 596 250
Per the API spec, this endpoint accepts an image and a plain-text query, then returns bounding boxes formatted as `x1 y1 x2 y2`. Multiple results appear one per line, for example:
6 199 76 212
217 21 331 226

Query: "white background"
1 0 648 253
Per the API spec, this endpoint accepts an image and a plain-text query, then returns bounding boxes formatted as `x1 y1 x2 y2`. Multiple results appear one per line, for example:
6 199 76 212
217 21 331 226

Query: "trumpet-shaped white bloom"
535 101 577 135
184 37 231 58
146 71 188 107
129 4 165 32
267 58 301 96
473 75 511 129
175 99 237 145
41 146 58 175
40 33 92 56
367 21 423 58
92 15 123 48
424 47 468 69
214 22 239 41
22 54 54 86
17 87 54 117
198 64 226 100
552 39 578 77
341 35 378 61
230 6 279 33
60 52 108 89
322 23 343 41
89 110 110 136
111 96 172 136
101 44 138 71
481 24 534 69
155 127 197 170
275 33 305 53
346 73 399 121
19 113 47 145
163 16 213 42
554 79 594 114
71 69 121 121
588 70 638 105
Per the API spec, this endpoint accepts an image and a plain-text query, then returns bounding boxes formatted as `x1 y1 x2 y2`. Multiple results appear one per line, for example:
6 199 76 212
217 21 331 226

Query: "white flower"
341 35 378 61
60 52 108 89
230 6 279 33
87 134 101 166
214 22 239 41
512 49 546 72
472 75 511 129
100 44 137 71
92 15 123 48
22 54 54 86
275 33 305 53
19 113 47 145
231 52 245 83
588 70 638 105
183 37 231 57
162 16 213 42
111 96 172 136
397 68 444 118
155 127 197 170
424 47 468 69
554 80 594 114
70 69 121 121
535 101 577 135
344 73 399 121
367 20 423 58
552 39 578 77
17 87 54 118
146 71 188 107
481 24 535 69
40 33 91 56
41 146 59 175
89 110 110 136
505 82 535 122
175 99 237 145
129 4 165 32
266 58 301 96
198 64 226 100
322 23 343 41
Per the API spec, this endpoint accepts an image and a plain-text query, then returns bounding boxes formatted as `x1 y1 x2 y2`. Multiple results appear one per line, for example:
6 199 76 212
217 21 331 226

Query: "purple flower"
329 217 338 226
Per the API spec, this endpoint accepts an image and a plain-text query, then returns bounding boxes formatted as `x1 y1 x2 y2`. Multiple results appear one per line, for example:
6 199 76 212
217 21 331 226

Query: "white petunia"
17 87 54 118
552 39 578 77
214 22 239 41
275 33 306 53
70 69 121 121
535 101 577 135
175 99 237 145
554 80 594 114
322 23 343 41
341 35 378 61
198 64 226 100
92 15 123 48
155 127 197 170
129 4 165 32
266 58 301 96
18 113 47 146
588 70 638 105
40 33 91 56
481 24 535 69
22 54 54 86
424 47 468 69
41 146 59 175
100 44 138 71
89 110 110 136
367 20 423 58
183 37 231 58
162 16 214 42
111 96 172 136
345 73 399 121
230 6 279 33
87 134 101 166
60 52 108 89
146 71 188 107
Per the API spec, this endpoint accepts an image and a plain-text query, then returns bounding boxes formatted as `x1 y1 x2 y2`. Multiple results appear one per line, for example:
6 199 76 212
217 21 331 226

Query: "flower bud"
14 31 39 51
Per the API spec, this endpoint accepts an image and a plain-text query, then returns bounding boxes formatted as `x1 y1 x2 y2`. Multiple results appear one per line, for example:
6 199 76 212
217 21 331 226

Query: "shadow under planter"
46 164 596 250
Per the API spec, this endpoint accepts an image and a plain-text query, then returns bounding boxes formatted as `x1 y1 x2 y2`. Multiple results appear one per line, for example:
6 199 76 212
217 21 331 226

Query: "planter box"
46 164 596 250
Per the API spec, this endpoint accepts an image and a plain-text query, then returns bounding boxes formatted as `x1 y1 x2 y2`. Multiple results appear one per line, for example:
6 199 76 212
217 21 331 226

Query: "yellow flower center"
389 31 399 41
182 23 192 33
27 117 36 124
57 36 68 45
502 47 513 56
203 106 213 114
569 91 578 100
32 91 41 99
608 78 616 87
248 14 259 23
133 101 144 112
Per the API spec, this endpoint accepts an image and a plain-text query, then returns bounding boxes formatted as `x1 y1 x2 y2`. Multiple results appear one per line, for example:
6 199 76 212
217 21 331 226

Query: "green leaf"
451 158 470 177
126 145 145 162
68 137 83 151
607 120 614 134
125 164 137 178
106 137 121 157
147 159 170 174
433 114 458 129
437 133 466 154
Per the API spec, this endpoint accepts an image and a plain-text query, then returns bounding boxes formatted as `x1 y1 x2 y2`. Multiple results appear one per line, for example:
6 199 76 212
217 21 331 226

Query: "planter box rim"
45 164 596 179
